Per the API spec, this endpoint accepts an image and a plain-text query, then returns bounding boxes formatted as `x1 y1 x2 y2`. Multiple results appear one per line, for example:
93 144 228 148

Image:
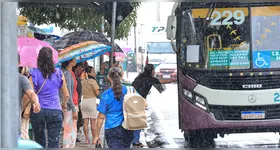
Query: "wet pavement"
75 121 105 148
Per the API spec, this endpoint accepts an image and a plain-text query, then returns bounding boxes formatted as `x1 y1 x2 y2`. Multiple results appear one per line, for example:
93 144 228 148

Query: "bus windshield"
179 3 280 70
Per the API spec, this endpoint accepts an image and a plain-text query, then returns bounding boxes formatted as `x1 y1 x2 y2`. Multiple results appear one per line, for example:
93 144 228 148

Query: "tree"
18 2 141 39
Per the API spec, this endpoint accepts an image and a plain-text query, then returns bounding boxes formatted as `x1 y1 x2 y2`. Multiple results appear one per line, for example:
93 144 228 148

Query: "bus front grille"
199 75 280 90
209 104 280 121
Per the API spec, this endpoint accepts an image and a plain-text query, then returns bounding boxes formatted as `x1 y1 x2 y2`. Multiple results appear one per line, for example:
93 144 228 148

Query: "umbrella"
105 47 132 57
50 34 61 40
28 26 49 36
28 26 52 40
53 30 123 52
17 16 34 38
57 41 111 64
105 51 127 57
18 37 59 68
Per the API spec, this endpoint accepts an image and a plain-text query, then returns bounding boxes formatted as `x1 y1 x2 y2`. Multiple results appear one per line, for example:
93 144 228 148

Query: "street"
147 83 280 148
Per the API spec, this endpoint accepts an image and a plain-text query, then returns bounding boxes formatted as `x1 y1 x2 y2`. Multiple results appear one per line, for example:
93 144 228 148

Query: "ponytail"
108 67 123 101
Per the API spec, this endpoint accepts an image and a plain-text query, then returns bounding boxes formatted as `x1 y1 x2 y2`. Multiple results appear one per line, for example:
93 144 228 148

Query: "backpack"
122 86 148 130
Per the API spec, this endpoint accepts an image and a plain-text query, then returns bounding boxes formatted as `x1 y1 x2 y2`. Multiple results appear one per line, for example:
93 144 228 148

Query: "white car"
155 57 177 79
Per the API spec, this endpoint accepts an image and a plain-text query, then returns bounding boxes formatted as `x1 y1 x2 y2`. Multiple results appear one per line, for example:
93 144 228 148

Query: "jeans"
105 125 134 148
133 130 141 144
30 108 63 148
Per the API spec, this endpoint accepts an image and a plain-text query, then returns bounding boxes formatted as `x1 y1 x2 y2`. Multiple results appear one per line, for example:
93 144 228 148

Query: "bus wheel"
184 130 215 148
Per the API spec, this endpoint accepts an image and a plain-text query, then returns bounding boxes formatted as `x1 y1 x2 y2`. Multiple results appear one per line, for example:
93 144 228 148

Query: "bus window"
180 6 250 70
251 6 280 69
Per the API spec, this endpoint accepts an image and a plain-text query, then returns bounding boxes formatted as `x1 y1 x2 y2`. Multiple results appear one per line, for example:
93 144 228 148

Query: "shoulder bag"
21 77 47 119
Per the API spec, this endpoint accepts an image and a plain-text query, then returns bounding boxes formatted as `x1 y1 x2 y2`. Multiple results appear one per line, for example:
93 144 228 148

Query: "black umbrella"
53 30 123 52
28 26 51 40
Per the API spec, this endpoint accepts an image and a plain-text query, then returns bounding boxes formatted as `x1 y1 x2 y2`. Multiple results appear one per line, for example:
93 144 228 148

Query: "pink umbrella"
18 37 58 68
104 47 132 57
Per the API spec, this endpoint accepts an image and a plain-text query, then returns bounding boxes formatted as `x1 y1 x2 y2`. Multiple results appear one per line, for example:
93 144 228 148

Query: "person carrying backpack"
93 67 135 148
131 64 176 147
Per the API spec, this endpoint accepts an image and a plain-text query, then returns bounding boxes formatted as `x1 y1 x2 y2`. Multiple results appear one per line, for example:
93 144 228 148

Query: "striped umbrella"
57 41 111 64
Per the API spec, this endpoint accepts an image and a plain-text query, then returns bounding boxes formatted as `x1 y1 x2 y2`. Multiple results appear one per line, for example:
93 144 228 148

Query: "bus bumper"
180 94 280 133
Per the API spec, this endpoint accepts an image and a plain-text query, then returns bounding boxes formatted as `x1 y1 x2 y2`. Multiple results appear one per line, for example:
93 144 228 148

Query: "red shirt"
70 70 78 105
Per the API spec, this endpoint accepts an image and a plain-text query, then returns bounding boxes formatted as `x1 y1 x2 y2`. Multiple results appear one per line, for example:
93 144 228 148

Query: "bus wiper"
202 2 216 32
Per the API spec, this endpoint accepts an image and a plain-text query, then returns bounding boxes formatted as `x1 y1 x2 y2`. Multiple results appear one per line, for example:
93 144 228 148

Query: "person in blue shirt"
93 67 134 148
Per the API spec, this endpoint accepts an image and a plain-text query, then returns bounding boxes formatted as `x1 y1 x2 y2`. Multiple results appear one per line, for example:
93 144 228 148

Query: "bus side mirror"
166 15 177 40
166 15 177 53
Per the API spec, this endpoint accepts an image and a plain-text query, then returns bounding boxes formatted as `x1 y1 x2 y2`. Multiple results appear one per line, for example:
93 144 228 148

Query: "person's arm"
64 71 76 112
22 94 30 109
27 76 40 113
95 89 100 96
159 78 177 84
93 93 107 144
94 112 105 144
92 80 100 96
25 90 40 113
61 73 69 110
77 77 82 103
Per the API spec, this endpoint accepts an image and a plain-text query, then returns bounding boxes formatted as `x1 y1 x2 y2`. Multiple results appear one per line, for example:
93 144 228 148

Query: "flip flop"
133 143 145 147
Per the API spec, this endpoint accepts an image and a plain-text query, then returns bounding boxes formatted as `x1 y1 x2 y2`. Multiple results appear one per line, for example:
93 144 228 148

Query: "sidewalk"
75 123 105 148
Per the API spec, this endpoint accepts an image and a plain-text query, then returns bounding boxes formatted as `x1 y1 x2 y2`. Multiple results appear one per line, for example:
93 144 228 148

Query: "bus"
166 1 280 148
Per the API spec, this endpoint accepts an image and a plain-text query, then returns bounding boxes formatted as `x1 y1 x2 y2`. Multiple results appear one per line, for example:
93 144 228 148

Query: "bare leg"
83 118 89 144
90 118 97 144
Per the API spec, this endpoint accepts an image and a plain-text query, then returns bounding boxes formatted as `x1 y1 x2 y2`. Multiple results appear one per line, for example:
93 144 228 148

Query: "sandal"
133 142 145 147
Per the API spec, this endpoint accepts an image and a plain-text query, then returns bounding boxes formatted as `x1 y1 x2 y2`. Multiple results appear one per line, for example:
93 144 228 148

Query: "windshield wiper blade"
202 2 216 32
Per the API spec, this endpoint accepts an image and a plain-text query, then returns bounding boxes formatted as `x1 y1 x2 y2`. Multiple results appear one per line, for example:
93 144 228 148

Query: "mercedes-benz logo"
248 94 257 103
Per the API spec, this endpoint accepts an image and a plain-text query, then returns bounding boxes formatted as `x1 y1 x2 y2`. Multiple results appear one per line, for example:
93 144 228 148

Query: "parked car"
155 57 177 79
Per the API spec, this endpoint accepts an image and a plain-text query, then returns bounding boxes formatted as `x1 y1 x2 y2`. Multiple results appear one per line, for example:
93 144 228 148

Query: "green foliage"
19 3 141 39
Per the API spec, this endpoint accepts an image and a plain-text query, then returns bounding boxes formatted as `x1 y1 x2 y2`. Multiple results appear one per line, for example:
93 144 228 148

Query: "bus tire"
184 130 215 148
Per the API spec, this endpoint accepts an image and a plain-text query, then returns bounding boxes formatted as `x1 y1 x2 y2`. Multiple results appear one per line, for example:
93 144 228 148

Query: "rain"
2 0 280 148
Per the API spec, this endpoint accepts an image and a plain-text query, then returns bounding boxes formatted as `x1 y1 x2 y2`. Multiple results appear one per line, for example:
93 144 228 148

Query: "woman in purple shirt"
29 47 69 148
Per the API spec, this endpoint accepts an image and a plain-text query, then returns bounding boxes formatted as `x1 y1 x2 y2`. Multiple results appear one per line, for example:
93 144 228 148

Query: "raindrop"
117 15 123 21
56 12 60 19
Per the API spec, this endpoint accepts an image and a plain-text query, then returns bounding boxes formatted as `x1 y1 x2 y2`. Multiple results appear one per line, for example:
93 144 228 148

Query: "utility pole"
109 2 117 68
157 2 160 22
1 2 18 148
134 23 138 74
99 15 105 71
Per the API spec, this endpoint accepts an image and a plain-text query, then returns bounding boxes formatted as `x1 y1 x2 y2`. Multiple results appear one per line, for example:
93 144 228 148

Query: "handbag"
153 83 166 93
21 77 47 119
20 118 30 140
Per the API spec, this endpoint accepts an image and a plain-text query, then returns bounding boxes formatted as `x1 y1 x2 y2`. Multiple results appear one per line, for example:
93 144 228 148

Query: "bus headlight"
195 95 207 110
183 89 193 99
195 95 206 106
183 88 208 111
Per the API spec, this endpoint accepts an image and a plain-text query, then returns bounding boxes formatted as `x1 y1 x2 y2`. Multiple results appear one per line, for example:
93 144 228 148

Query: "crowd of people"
18 47 176 148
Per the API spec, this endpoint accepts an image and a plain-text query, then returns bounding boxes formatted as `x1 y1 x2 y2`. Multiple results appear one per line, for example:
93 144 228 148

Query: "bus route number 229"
210 10 245 26
274 92 280 102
